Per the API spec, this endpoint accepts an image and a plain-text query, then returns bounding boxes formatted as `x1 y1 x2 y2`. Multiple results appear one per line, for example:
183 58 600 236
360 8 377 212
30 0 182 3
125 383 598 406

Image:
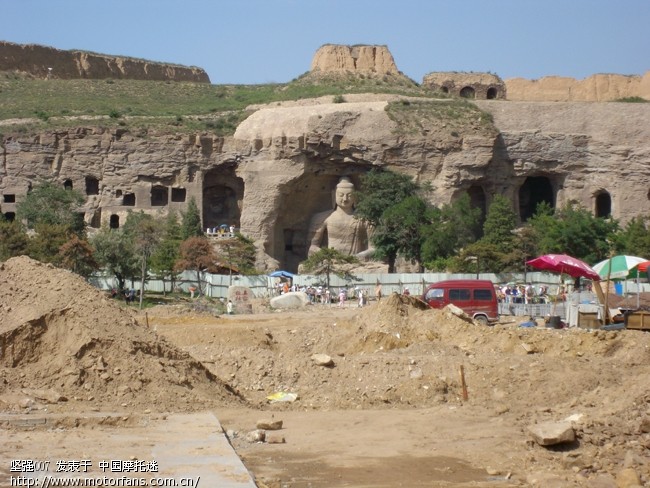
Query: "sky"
4 0 649 85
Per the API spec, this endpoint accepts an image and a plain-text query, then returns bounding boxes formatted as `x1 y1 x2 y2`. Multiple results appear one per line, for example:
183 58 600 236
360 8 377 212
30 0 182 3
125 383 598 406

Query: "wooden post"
459 365 468 401
593 281 613 325
145 312 149 328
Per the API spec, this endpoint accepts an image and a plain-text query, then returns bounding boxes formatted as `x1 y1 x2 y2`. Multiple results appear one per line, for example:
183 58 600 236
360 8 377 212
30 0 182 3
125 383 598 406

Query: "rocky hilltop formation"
505 72 650 102
0 41 209 82
310 44 400 75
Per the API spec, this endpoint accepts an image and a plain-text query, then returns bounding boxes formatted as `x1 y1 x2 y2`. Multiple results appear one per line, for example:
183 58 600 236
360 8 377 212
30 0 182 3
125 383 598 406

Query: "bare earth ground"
1 257 650 488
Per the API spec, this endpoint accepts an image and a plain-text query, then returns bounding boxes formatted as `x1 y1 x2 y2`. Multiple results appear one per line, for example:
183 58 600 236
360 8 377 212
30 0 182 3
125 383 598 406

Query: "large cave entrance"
202 169 244 231
272 172 366 273
519 176 555 221
595 191 612 218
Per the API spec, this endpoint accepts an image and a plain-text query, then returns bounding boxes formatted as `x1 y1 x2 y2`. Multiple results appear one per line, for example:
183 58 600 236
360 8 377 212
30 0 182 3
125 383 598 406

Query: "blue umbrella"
268 270 294 278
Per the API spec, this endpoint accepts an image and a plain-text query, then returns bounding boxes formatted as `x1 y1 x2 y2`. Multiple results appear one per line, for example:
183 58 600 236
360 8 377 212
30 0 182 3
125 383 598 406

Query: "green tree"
354 169 421 272
181 197 203 239
380 195 432 272
355 169 419 227
222 233 259 276
58 235 99 278
174 236 218 296
0 220 29 261
528 201 618 264
421 194 482 268
450 241 505 275
91 227 139 292
26 223 69 265
301 247 359 290
150 211 183 294
481 194 518 250
612 216 650 258
122 211 162 308
16 181 86 236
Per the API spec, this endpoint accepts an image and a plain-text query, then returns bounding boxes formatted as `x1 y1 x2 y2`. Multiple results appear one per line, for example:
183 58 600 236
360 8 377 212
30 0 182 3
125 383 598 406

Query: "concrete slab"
0 411 257 488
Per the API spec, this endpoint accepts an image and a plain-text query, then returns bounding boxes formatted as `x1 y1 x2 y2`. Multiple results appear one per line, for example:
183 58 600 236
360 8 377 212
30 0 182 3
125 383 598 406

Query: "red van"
422 279 499 325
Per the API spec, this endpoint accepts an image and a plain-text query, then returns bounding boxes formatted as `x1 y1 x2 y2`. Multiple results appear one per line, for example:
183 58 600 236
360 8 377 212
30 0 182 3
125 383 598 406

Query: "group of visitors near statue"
274 282 371 307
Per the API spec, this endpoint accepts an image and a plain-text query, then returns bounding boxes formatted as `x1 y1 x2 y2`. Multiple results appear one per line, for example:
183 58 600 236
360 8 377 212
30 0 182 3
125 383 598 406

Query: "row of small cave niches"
63 177 187 206
2 179 188 223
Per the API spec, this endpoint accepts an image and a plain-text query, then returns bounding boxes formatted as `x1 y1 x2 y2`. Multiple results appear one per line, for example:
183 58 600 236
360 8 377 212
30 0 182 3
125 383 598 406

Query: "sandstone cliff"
0 41 210 82
505 72 650 102
2 97 648 272
310 44 399 75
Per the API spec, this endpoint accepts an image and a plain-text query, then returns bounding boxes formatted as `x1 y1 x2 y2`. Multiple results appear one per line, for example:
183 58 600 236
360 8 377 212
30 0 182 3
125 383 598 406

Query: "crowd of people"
496 283 550 304
206 225 236 237
274 282 370 307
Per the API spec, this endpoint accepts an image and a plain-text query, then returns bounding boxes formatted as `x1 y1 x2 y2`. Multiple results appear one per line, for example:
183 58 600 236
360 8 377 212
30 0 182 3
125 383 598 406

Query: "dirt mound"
322 293 472 355
0 256 244 413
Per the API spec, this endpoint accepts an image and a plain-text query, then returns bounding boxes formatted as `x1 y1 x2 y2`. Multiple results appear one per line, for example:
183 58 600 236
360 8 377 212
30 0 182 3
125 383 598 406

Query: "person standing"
227 300 234 315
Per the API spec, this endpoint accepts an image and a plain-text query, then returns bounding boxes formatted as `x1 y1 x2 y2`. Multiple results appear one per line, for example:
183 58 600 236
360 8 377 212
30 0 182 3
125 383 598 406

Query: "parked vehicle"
422 279 499 325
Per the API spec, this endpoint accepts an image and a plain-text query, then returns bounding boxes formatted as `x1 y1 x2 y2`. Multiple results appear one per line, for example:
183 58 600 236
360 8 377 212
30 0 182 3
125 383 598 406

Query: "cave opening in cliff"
109 214 119 229
123 193 135 206
519 176 555 221
85 176 99 196
595 191 611 218
460 86 475 99
63 179 73 191
151 185 169 206
171 187 186 202
486 87 498 99
90 209 101 229
3 194 15 203
202 169 244 232
466 185 487 223
4 212 15 222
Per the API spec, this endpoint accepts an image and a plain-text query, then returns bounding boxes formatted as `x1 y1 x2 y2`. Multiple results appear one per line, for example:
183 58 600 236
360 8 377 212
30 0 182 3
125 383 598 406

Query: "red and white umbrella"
526 254 600 281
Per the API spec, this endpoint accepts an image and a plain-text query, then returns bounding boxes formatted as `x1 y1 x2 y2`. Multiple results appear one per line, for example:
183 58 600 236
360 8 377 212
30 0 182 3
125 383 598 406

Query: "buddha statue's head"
335 177 355 212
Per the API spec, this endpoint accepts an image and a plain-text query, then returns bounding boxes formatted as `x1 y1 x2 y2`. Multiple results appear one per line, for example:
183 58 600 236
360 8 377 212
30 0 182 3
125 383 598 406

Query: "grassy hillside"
0 71 497 137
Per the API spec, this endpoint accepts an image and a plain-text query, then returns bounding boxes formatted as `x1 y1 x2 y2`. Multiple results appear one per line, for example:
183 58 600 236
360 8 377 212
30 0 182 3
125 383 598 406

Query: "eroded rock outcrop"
505 72 650 101
0 41 210 82
310 44 399 75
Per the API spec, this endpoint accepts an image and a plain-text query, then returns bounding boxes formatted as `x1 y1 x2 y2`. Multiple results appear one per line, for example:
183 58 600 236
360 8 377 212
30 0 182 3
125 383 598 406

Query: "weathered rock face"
1 98 649 272
505 72 650 101
422 72 506 100
310 44 399 75
0 41 210 82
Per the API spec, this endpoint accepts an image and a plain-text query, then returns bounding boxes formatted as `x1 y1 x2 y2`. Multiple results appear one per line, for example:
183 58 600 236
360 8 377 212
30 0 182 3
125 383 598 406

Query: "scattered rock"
616 468 641 488
311 354 334 367
245 429 266 443
21 388 67 404
265 433 285 444
256 419 283 430
528 421 575 446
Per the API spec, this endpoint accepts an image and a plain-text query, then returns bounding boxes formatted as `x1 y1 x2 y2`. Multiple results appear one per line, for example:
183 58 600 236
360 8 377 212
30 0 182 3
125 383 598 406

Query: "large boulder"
270 292 310 309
